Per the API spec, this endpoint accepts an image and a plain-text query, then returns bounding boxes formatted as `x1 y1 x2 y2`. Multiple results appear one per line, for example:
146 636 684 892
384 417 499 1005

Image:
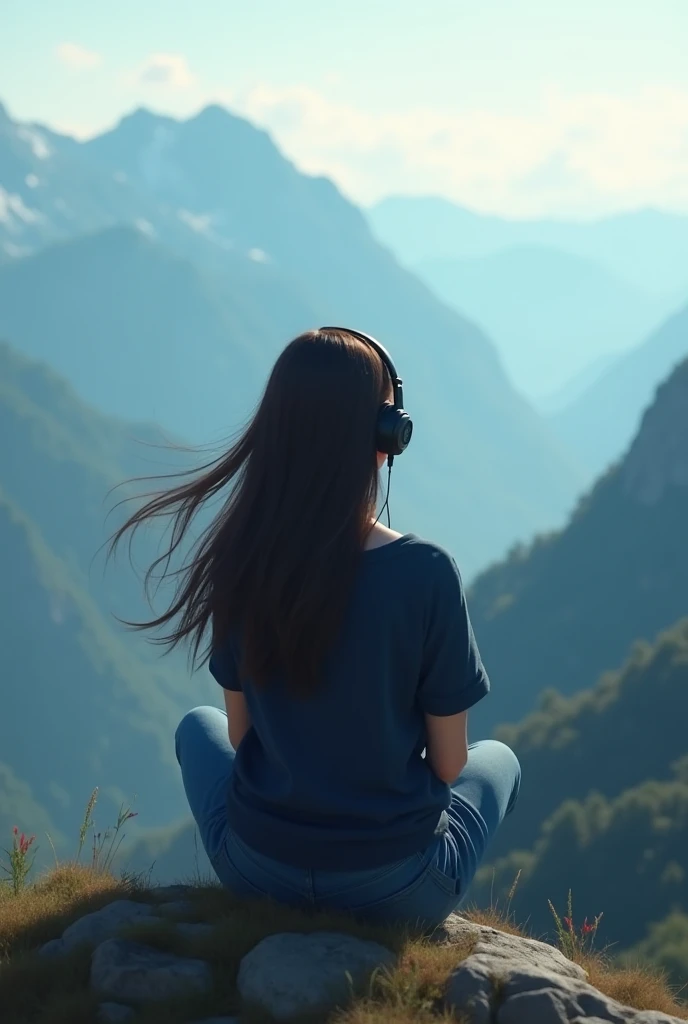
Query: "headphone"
319 326 413 464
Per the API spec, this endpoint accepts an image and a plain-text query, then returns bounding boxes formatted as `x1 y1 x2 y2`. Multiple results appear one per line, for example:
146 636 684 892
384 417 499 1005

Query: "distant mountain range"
368 194 688 489
467 354 688 736
411 246 673 402
0 99 586 579
550 301 688 476
368 195 688 294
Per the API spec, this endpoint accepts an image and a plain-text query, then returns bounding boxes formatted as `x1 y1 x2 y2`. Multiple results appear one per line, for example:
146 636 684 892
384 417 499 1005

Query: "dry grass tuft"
332 1003 463 1024
332 939 475 1024
581 953 688 1020
0 862 144 959
462 904 524 937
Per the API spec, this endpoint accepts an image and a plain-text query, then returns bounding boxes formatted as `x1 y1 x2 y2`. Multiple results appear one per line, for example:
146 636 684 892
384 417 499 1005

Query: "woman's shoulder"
366 529 462 580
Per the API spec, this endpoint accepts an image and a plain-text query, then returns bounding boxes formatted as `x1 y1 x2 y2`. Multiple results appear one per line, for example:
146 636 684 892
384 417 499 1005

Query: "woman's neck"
362 521 404 551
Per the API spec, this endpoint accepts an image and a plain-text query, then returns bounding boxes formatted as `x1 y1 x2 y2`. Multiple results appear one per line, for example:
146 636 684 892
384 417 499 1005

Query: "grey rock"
97 1002 135 1022
91 938 213 1002
440 915 586 981
443 916 586 1023
177 922 215 941
442 918 684 1024
500 969 684 1023
636 1018 688 1023
38 900 158 957
498 986 573 1024
237 930 396 1021
59 899 157 952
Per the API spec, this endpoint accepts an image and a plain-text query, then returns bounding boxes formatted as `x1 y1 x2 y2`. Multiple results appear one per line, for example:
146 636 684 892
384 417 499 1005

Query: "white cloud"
17 126 51 160
56 42 102 71
222 82 688 217
134 218 156 238
137 53 195 89
178 209 213 235
0 186 44 229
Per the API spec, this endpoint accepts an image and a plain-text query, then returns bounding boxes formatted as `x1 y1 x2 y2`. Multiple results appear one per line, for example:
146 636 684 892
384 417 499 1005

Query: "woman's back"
210 534 489 870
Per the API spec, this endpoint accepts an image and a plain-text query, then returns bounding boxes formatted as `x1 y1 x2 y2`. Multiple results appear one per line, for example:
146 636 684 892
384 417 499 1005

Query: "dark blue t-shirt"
209 533 490 871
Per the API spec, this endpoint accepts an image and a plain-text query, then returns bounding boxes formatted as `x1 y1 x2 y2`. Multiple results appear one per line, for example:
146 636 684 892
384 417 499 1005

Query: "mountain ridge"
551 300 688 476
468 354 688 734
412 244 671 400
368 194 688 294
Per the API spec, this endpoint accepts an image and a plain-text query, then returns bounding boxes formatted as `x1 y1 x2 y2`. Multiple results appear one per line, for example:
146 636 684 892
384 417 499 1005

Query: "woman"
108 326 520 930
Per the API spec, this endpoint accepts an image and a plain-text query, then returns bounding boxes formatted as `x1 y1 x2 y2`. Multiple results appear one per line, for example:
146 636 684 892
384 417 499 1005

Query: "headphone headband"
319 325 413 460
319 326 405 410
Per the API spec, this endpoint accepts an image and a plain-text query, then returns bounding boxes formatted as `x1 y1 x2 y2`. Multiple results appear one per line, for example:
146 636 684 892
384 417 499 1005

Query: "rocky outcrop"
35 887 684 1023
438 917 682 1023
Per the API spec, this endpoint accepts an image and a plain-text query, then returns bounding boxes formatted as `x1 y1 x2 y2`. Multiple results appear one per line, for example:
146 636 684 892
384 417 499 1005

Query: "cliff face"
622 357 688 506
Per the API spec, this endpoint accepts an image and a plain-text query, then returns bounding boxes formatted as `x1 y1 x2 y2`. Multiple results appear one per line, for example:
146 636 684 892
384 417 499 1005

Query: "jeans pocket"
425 861 462 898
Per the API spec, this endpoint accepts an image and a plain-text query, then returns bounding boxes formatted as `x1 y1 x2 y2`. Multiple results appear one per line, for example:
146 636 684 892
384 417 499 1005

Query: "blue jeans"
175 706 520 930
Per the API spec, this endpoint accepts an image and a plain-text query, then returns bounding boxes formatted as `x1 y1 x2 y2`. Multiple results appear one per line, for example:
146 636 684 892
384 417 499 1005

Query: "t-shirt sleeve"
208 639 242 691
416 552 490 716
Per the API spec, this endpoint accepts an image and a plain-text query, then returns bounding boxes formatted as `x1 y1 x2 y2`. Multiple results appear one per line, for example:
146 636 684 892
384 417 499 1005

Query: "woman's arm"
424 710 468 784
223 689 252 750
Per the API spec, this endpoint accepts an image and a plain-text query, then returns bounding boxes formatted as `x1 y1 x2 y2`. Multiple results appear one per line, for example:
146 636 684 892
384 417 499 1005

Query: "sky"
2 0 688 217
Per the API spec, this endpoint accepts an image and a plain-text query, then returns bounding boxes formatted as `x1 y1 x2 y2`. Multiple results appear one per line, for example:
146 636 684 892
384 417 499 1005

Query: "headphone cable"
373 456 394 529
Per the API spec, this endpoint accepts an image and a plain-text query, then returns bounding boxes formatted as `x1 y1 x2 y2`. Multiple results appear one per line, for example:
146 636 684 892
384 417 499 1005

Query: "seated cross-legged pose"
109 326 521 930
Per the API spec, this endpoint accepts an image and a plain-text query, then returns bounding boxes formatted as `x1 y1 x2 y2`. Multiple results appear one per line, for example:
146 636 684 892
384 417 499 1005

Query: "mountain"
488 618 688 860
0 340 224 864
471 617 688 958
367 196 688 296
412 246 669 401
0 226 321 442
0 99 162 259
536 351 623 416
0 488 187 851
550 301 688 477
0 99 247 277
467 354 688 735
0 94 588 577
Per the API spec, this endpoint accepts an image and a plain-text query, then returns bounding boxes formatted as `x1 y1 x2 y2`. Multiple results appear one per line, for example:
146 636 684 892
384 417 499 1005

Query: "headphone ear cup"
377 404 413 456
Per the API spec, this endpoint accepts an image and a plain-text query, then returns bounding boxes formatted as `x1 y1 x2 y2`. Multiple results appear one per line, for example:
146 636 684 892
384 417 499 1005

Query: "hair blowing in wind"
105 328 392 697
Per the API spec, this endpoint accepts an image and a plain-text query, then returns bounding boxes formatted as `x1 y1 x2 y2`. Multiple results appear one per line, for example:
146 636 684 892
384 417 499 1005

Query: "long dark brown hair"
105 328 392 697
